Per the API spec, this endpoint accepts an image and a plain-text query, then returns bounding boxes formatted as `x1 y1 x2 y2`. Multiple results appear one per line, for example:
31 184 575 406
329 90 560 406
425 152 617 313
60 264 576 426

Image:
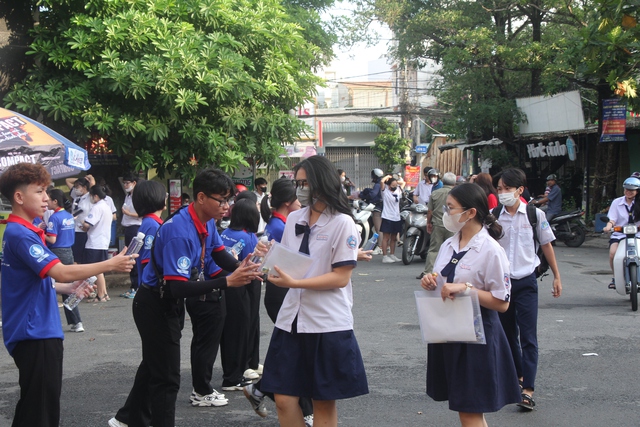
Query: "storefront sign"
600 98 627 142
168 179 182 215
405 166 421 188
526 139 576 160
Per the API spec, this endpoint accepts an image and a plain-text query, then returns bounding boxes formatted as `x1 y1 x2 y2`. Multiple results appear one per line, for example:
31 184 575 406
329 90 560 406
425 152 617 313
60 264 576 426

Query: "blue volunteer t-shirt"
221 228 258 261
1 215 62 356
140 204 225 286
264 212 286 243
136 213 164 286
47 208 76 248
547 185 562 216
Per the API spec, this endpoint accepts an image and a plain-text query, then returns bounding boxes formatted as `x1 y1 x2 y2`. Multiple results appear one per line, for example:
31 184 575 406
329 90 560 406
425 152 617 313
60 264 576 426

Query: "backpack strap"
526 203 539 246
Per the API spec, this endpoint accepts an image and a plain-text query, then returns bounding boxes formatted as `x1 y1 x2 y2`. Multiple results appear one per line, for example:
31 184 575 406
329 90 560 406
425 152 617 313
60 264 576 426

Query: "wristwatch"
463 282 474 295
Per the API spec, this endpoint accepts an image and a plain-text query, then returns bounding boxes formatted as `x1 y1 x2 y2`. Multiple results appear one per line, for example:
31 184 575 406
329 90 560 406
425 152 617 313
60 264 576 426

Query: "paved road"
1 235 639 427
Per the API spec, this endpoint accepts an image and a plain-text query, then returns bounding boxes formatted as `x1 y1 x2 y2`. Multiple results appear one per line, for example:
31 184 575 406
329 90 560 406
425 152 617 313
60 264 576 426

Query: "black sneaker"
416 272 426 280
221 377 252 391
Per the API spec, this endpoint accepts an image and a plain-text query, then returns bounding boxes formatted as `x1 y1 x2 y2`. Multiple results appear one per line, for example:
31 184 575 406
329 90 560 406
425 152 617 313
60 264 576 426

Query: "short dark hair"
181 193 190 203
0 163 51 204
133 180 167 216
90 185 106 200
293 156 351 217
192 167 235 200
235 190 257 204
255 177 267 187
261 177 296 223
494 168 527 189
122 172 138 183
47 188 66 208
229 198 260 233
74 177 90 190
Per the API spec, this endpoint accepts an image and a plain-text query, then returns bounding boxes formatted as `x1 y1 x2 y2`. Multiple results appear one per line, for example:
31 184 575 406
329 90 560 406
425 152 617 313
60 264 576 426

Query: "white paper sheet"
261 241 314 280
414 290 478 343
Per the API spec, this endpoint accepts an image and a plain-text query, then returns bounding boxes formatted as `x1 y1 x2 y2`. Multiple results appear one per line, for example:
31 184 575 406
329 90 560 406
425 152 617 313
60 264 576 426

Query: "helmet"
235 183 248 193
371 168 384 180
546 174 557 181
623 177 640 190
427 168 440 177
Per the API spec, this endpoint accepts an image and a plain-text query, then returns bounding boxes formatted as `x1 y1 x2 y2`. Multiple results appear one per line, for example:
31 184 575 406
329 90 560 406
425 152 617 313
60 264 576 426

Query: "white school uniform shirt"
85 199 113 250
496 202 555 280
105 195 117 215
73 192 92 232
433 227 511 302
121 193 142 227
607 196 640 240
414 180 433 205
381 186 402 221
275 207 360 334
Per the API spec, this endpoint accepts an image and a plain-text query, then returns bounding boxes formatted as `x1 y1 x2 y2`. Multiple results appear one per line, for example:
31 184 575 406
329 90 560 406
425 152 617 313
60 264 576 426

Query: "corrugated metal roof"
322 122 385 133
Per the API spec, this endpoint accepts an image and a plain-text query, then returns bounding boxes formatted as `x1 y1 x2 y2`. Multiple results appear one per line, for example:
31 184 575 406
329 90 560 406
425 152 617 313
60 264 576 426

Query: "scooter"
547 210 587 247
605 218 640 311
352 200 376 249
401 203 430 265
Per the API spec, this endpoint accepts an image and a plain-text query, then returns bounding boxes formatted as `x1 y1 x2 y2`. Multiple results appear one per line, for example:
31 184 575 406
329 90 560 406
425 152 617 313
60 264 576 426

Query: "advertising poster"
168 179 182 214
405 166 421 188
600 99 627 142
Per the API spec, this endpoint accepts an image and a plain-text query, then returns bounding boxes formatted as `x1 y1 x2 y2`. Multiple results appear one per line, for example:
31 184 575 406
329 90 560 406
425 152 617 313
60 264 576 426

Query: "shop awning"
438 138 503 152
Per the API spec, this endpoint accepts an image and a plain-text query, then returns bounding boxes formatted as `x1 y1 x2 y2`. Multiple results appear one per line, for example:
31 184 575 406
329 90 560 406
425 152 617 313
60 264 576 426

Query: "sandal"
608 278 616 290
517 393 535 411
103 294 111 301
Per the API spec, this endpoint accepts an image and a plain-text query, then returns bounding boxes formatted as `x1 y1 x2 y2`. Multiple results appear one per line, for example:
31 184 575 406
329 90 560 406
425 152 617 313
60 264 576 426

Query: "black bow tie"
295 223 311 255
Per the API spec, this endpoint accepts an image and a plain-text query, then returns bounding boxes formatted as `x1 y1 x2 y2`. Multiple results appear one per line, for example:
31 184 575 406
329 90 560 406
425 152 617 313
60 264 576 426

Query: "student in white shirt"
260 155 368 427
494 168 562 412
70 177 92 264
380 174 404 263
121 173 143 295
603 176 640 289
82 185 114 302
420 183 520 426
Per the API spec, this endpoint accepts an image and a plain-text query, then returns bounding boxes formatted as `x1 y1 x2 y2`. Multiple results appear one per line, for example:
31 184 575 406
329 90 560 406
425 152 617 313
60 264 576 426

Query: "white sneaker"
304 414 314 427
243 368 260 380
70 322 84 332
382 255 395 264
254 364 264 375
372 247 383 255
108 417 128 427
190 390 229 407
390 254 401 262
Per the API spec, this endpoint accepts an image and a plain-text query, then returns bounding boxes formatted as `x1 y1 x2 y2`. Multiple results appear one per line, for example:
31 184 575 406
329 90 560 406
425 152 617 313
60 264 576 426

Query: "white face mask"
296 187 311 207
430 177 438 184
124 186 132 193
498 191 518 207
340 176 346 183
442 210 469 233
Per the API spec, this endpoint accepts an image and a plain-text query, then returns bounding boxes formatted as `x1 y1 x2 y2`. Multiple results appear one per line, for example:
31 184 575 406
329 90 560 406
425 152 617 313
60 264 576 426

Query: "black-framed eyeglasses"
206 194 232 207
293 179 309 189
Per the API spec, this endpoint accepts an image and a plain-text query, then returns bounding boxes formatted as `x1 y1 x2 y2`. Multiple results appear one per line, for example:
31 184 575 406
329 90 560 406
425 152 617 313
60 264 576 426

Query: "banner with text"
600 99 627 142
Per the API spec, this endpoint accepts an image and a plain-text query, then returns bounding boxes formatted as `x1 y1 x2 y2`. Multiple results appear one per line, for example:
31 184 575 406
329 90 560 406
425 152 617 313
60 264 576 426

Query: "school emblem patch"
541 221 550 230
346 235 357 249
29 244 48 263
144 235 154 250
177 256 191 274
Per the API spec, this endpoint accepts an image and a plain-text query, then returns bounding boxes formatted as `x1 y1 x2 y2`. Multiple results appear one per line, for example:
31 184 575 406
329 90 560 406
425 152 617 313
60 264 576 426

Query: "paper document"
261 241 313 280
414 290 485 344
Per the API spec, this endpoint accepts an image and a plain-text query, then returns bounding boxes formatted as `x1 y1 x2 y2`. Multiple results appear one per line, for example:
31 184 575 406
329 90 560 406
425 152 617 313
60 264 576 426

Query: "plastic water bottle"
250 232 271 264
126 231 145 255
63 276 98 310
227 239 245 258
363 233 379 251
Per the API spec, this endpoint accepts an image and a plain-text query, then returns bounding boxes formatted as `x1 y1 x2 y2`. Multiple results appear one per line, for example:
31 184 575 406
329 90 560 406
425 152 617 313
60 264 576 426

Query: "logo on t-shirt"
177 256 191 274
47 221 54 229
29 244 49 263
541 221 550 230
144 235 154 250
62 218 74 227
346 235 357 249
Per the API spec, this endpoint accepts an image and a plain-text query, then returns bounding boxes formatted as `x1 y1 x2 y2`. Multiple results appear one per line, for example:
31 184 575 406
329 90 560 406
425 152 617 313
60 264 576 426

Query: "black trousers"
50 247 81 325
115 286 184 427
220 285 250 386
185 291 226 395
124 225 141 289
12 339 63 427
246 281 261 370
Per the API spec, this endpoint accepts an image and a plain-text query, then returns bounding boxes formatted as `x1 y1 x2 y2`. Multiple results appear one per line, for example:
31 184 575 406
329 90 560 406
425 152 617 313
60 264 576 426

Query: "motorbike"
604 217 640 311
401 203 430 265
547 210 587 247
352 200 376 249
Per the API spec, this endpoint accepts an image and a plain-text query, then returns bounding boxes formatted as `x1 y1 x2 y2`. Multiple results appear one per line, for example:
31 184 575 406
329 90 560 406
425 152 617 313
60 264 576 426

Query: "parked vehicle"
401 203 430 265
352 200 376 249
605 217 640 311
547 209 587 247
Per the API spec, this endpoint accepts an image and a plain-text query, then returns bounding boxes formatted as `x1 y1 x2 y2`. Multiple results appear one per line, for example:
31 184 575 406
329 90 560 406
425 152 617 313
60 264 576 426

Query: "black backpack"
492 203 550 279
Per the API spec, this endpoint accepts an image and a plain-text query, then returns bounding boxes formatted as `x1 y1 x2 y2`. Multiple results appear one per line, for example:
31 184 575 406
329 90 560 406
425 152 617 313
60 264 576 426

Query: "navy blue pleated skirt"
426 307 521 413
261 326 369 400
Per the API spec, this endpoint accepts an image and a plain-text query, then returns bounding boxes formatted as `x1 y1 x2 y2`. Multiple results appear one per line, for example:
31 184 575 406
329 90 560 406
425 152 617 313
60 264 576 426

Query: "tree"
371 117 410 172
3 0 325 180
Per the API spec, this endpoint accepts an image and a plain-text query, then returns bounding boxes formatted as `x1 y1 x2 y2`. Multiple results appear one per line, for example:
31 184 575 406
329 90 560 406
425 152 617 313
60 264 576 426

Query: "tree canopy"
3 0 329 180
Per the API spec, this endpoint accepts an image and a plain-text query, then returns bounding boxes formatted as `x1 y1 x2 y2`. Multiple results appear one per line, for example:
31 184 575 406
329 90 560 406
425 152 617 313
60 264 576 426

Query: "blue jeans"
499 273 538 391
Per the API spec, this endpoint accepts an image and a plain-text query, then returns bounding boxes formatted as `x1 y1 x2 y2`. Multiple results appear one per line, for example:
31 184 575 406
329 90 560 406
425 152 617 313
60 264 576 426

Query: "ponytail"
484 212 504 241
260 194 272 223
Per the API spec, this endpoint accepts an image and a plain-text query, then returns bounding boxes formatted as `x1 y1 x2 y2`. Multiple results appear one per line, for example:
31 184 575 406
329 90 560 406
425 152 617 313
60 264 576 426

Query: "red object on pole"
317 120 323 147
